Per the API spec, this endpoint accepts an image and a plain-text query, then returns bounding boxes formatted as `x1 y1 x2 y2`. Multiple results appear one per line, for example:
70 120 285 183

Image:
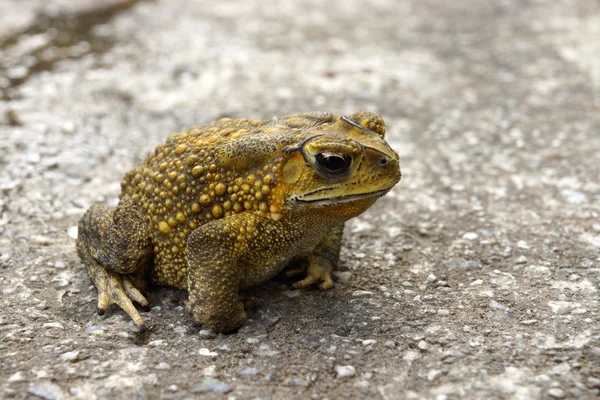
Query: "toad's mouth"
289 188 391 206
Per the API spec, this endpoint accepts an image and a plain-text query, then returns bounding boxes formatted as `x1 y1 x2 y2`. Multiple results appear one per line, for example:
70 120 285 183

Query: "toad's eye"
315 151 352 177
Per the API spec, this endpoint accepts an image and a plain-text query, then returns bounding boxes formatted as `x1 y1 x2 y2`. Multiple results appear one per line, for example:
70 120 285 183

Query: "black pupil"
316 153 351 174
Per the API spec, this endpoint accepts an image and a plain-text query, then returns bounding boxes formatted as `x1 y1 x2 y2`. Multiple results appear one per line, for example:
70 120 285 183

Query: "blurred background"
1 0 599 399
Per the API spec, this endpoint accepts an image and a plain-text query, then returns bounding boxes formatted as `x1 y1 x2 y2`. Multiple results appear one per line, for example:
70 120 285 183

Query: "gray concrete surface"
1 0 599 398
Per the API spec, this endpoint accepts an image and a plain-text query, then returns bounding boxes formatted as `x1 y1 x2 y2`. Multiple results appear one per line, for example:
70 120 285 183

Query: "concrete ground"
1 0 599 399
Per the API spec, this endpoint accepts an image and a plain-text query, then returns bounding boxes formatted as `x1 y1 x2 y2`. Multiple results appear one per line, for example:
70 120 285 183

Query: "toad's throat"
290 188 391 206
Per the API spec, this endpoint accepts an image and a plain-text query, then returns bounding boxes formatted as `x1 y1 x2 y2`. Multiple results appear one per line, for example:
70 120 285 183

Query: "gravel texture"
1 0 599 399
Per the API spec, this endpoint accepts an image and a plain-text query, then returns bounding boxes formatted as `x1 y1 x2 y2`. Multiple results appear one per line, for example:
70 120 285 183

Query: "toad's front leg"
293 223 344 290
186 214 290 333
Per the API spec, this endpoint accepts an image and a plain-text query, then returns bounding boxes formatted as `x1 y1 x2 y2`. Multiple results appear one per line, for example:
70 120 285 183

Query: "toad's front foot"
92 266 149 331
293 255 334 290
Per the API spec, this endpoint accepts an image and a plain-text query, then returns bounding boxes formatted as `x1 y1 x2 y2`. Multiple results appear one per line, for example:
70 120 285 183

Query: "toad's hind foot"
91 265 149 330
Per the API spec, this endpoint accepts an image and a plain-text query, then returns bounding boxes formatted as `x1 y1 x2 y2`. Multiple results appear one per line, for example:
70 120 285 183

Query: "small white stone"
60 351 80 362
547 388 565 398
427 273 437 282
470 279 483 286
463 232 478 240
8 371 25 382
174 326 188 335
560 189 587 204
521 319 538 325
489 300 511 313
199 348 218 357
352 290 373 297
335 365 357 379
362 340 377 346
524 265 550 277
155 362 171 370
517 240 530 249
427 369 442 381
516 255 528 264
437 309 450 316
332 271 352 283
417 340 429 351
198 329 216 338
148 340 166 346
203 365 218 376
281 290 300 298
67 226 78 239
43 322 64 329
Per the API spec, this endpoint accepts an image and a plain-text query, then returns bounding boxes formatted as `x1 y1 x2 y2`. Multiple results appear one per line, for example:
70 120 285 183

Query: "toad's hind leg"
76 197 153 330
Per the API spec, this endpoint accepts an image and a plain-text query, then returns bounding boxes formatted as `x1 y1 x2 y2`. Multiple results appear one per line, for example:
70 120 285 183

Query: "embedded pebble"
281 290 300 298
427 369 443 381
214 344 231 352
257 343 281 357
516 255 528 264
198 329 216 339
489 300 511 313
560 189 587 204
332 271 352 283
335 365 357 379
28 382 65 400
42 322 64 329
84 325 107 335
524 265 550 277
547 388 565 398
203 365 218 377
587 377 600 389
463 232 478 240
198 348 218 357
8 371 25 382
173 326 187 335
417 340 429 351
288 378 309 386
59 351 80 363
191 378 232 394
239 367 260 376
521 320 538 325
155 362 171 370
67 226 78 239
427 273 437 282
352 290 373 297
